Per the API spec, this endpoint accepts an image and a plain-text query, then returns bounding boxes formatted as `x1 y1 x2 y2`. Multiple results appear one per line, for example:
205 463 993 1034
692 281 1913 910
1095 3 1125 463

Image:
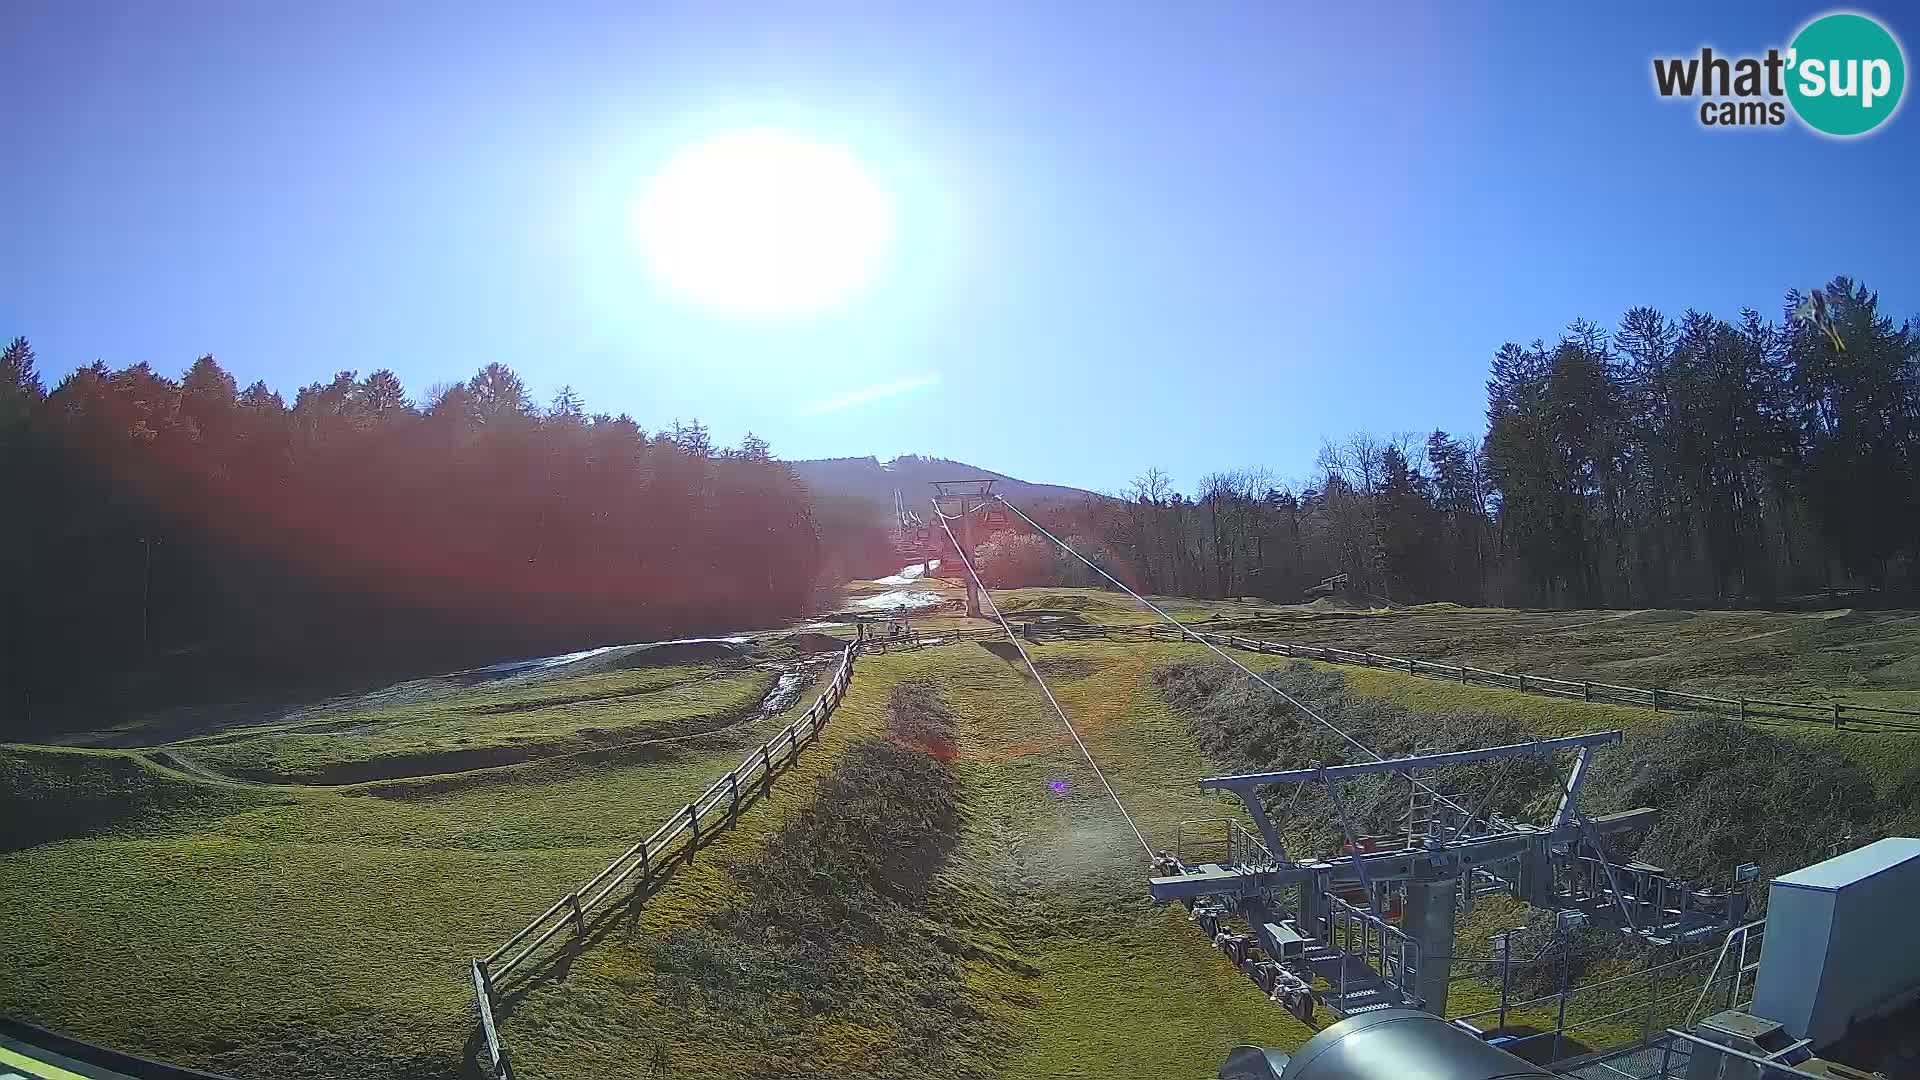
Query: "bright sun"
631 129 893 316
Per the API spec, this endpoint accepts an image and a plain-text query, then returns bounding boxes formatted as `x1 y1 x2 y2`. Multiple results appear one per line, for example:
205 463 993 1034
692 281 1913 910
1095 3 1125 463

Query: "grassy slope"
498 642 1313 1080
1329 664 1920 794
6 587 1919 1079
486 598 1915 1075
0 663 825 1080
167 665 774 785
938 641 1313 1079
938 586 1920 790
1216 604 1920 705
570 624 1917 1078
493 654 905 1080
931 584 1920 702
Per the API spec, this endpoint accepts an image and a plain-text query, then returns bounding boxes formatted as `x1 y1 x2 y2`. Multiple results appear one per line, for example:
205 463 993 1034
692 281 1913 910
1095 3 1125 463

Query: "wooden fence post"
472 960 504 1078
1739 698 1747 722
687 802 700 841
1583 681 1592 702
567 893 585 937
1407 657 1416 675
1459 665 1467 683
638 840 649 880
1518 674 1528 693
1833 702 1843 729
728 770 740 813
1652 688 1662 711
760 744 774 789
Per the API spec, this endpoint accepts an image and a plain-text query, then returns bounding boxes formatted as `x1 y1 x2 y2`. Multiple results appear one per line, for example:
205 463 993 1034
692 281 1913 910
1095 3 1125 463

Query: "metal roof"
1774 837 1920 892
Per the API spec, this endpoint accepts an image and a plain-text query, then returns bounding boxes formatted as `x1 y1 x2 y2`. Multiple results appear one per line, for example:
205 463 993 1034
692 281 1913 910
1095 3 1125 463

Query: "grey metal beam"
1574 808 1638 932
1200 731 1622 791
1147 809 1660 903
1585 807 1660 831
1230 787 1289 865
1553 746 1594 829
1322 767 1377 906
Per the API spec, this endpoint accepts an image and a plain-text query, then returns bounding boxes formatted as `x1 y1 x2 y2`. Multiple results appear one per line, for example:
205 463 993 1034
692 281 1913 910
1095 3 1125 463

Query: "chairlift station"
1149 731 1754 1022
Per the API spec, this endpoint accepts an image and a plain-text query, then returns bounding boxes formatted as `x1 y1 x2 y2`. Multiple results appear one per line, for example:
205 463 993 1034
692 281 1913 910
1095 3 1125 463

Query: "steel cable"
995 495 1506 831
932 502 1157 860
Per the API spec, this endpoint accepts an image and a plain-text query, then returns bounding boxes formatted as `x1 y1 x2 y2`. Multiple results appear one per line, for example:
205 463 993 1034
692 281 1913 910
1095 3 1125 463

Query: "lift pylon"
929 479 1000 618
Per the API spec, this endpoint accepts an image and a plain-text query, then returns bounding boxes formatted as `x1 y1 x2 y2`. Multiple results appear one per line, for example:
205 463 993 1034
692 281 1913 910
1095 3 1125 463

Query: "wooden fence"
1150 626 1920 731
469 640 861 1079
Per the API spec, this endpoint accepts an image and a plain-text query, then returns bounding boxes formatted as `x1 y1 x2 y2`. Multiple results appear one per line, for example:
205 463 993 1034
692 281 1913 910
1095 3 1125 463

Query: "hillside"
7 579 1920 1080
791 454 1104 511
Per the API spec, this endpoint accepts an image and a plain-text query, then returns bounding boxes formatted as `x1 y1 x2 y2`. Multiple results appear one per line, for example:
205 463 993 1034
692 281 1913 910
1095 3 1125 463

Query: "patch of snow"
874 559 940 586
757 670 813 718
852 590 945 610
461 636 750 677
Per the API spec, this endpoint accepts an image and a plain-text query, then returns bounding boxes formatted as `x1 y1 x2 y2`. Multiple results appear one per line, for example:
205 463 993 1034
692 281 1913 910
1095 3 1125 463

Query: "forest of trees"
1007 279 1919 608
4 277 1914 725
0 350 831 727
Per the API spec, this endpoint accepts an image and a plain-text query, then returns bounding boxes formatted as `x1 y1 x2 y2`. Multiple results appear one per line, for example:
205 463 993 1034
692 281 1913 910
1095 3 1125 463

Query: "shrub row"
652 680 998 1080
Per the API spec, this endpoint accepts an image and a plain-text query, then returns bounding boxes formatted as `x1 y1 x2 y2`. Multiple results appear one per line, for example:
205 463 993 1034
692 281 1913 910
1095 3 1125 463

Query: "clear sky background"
2 1 1912 495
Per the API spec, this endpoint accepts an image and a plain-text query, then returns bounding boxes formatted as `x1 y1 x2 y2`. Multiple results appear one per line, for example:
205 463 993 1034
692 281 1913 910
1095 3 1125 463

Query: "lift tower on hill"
929 479 1006 619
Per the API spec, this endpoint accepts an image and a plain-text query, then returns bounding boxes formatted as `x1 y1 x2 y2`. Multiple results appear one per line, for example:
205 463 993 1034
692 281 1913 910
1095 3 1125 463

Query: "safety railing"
1169 818 1280 872
1147 625 1920 732
1685 920 1765 1026
1566 1025 1842 1080
1326 892 1420 1006
1449 946 1731 1066
468 639 862 1079
1649 1027 1831 1080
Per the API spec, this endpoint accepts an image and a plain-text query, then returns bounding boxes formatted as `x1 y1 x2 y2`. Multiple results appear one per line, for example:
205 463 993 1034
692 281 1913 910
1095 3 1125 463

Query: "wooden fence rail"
1146 625 1920 731
469 640 862 1079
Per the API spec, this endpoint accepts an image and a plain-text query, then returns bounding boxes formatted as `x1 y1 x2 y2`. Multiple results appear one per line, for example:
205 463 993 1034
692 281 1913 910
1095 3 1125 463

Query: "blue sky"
2 1 1913 495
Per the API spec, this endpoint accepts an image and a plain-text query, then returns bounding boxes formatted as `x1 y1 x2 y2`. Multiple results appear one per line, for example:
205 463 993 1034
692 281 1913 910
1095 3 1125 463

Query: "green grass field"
1219 602 1920 704
4 586 1918 1079
0 654 818 1079
159 664 776 786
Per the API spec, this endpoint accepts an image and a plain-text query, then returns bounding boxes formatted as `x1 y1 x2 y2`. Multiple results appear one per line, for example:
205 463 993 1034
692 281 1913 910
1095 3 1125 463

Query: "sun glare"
631 129 893 316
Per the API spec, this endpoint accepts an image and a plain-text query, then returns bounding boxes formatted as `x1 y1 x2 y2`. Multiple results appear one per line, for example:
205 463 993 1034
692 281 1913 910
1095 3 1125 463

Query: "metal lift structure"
927 479 1008 618
1149 732 1754 1023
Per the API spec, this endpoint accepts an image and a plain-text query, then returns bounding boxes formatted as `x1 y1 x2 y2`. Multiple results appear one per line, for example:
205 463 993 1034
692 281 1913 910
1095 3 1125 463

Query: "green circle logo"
1787 12 1906 136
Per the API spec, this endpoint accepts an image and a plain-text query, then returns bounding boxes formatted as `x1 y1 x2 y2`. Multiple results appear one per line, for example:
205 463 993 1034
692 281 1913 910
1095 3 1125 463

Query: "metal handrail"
1687 920 1765 1026
1448 948 1722 1027
1657 1028 1832 1080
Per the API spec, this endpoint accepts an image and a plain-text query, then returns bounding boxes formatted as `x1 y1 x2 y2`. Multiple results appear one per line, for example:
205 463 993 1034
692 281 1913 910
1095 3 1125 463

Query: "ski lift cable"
932 503 1156 860
995 495 1503 830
